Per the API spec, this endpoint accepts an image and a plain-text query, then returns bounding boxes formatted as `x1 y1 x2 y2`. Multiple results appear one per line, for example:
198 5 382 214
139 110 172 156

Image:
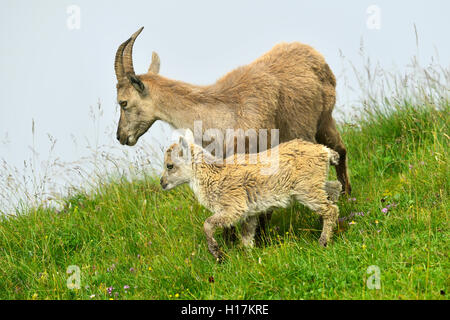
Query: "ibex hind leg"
325 180 342 203
226 211 272 247
316 114 352 195
294 190 339 247
222 226 238 245
254 210 273 246
317 203 339 247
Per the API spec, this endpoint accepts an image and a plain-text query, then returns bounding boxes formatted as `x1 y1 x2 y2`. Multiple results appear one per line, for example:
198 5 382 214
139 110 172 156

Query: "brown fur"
160 135 341 261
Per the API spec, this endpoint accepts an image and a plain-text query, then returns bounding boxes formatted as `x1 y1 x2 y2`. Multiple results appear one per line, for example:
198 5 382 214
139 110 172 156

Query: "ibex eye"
119 101 127 109
167 164 174 170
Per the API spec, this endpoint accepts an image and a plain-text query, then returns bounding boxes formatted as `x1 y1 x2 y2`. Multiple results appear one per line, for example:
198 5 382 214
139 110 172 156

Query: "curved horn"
123 27 144 76
114 38 131 81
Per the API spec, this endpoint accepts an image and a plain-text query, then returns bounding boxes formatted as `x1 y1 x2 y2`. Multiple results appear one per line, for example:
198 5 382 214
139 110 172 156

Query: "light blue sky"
0 0 449 174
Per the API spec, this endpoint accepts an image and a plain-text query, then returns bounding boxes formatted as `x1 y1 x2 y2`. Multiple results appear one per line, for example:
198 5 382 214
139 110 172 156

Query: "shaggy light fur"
160 133 341 261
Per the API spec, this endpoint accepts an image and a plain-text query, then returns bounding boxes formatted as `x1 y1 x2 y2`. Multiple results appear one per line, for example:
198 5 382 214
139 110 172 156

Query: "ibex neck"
143 74 237 131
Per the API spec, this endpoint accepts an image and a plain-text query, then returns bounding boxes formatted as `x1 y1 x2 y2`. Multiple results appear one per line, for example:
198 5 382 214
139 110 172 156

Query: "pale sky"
0 0 449 202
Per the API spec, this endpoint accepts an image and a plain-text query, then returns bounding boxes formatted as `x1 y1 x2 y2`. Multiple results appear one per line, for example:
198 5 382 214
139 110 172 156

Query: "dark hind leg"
254 211 272 246
325 180 342 203
223 212 271 246
222 226 238 244
316 114 352 195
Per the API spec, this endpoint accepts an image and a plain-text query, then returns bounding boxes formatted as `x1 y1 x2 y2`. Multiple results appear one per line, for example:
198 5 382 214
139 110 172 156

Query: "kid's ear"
178 129 195 158
179 136 190 153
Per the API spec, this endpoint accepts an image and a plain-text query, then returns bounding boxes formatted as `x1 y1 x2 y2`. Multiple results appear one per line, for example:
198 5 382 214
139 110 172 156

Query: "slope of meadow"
0 101 448 300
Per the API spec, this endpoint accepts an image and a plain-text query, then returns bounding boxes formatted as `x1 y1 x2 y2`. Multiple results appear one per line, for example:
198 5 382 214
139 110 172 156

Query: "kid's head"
160 131 195 190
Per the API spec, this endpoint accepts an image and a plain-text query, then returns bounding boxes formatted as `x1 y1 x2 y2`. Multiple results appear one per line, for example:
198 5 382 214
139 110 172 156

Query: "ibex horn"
114 38 131 81
123 27 144 76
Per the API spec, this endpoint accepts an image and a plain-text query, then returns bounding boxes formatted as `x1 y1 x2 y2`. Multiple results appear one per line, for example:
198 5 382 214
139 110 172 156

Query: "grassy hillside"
0 103 448 300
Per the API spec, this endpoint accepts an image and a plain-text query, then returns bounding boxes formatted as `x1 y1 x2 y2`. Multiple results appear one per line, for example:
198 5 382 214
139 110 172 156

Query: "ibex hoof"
215 251 225 263
319 236 328 248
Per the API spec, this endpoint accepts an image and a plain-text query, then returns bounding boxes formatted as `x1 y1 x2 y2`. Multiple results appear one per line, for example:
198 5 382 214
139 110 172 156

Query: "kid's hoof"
215 251 225 263
209 244 225 263
319 236 328 247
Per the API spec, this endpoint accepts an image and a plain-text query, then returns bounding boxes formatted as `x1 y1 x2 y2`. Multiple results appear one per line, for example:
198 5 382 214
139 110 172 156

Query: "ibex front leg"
204 213 240 262
204 217 224 262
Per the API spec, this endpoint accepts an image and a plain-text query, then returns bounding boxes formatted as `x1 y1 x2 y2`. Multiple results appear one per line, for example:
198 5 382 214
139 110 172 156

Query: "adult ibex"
114 27 351 240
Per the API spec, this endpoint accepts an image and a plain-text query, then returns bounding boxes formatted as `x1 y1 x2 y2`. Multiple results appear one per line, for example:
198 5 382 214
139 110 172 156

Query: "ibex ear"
127 74 146 94
148 51 160 74
179 129 194 150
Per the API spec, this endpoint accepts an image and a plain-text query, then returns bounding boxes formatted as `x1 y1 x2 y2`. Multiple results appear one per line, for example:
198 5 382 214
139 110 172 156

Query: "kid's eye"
167 164 174 170
119 101 128 109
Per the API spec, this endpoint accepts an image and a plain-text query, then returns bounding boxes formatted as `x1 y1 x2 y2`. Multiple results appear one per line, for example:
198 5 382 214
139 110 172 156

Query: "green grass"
0 102 448 300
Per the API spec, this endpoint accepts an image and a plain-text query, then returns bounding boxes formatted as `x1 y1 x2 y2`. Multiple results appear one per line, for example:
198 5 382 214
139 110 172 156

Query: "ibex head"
114 27 161 146
160 132 195 190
